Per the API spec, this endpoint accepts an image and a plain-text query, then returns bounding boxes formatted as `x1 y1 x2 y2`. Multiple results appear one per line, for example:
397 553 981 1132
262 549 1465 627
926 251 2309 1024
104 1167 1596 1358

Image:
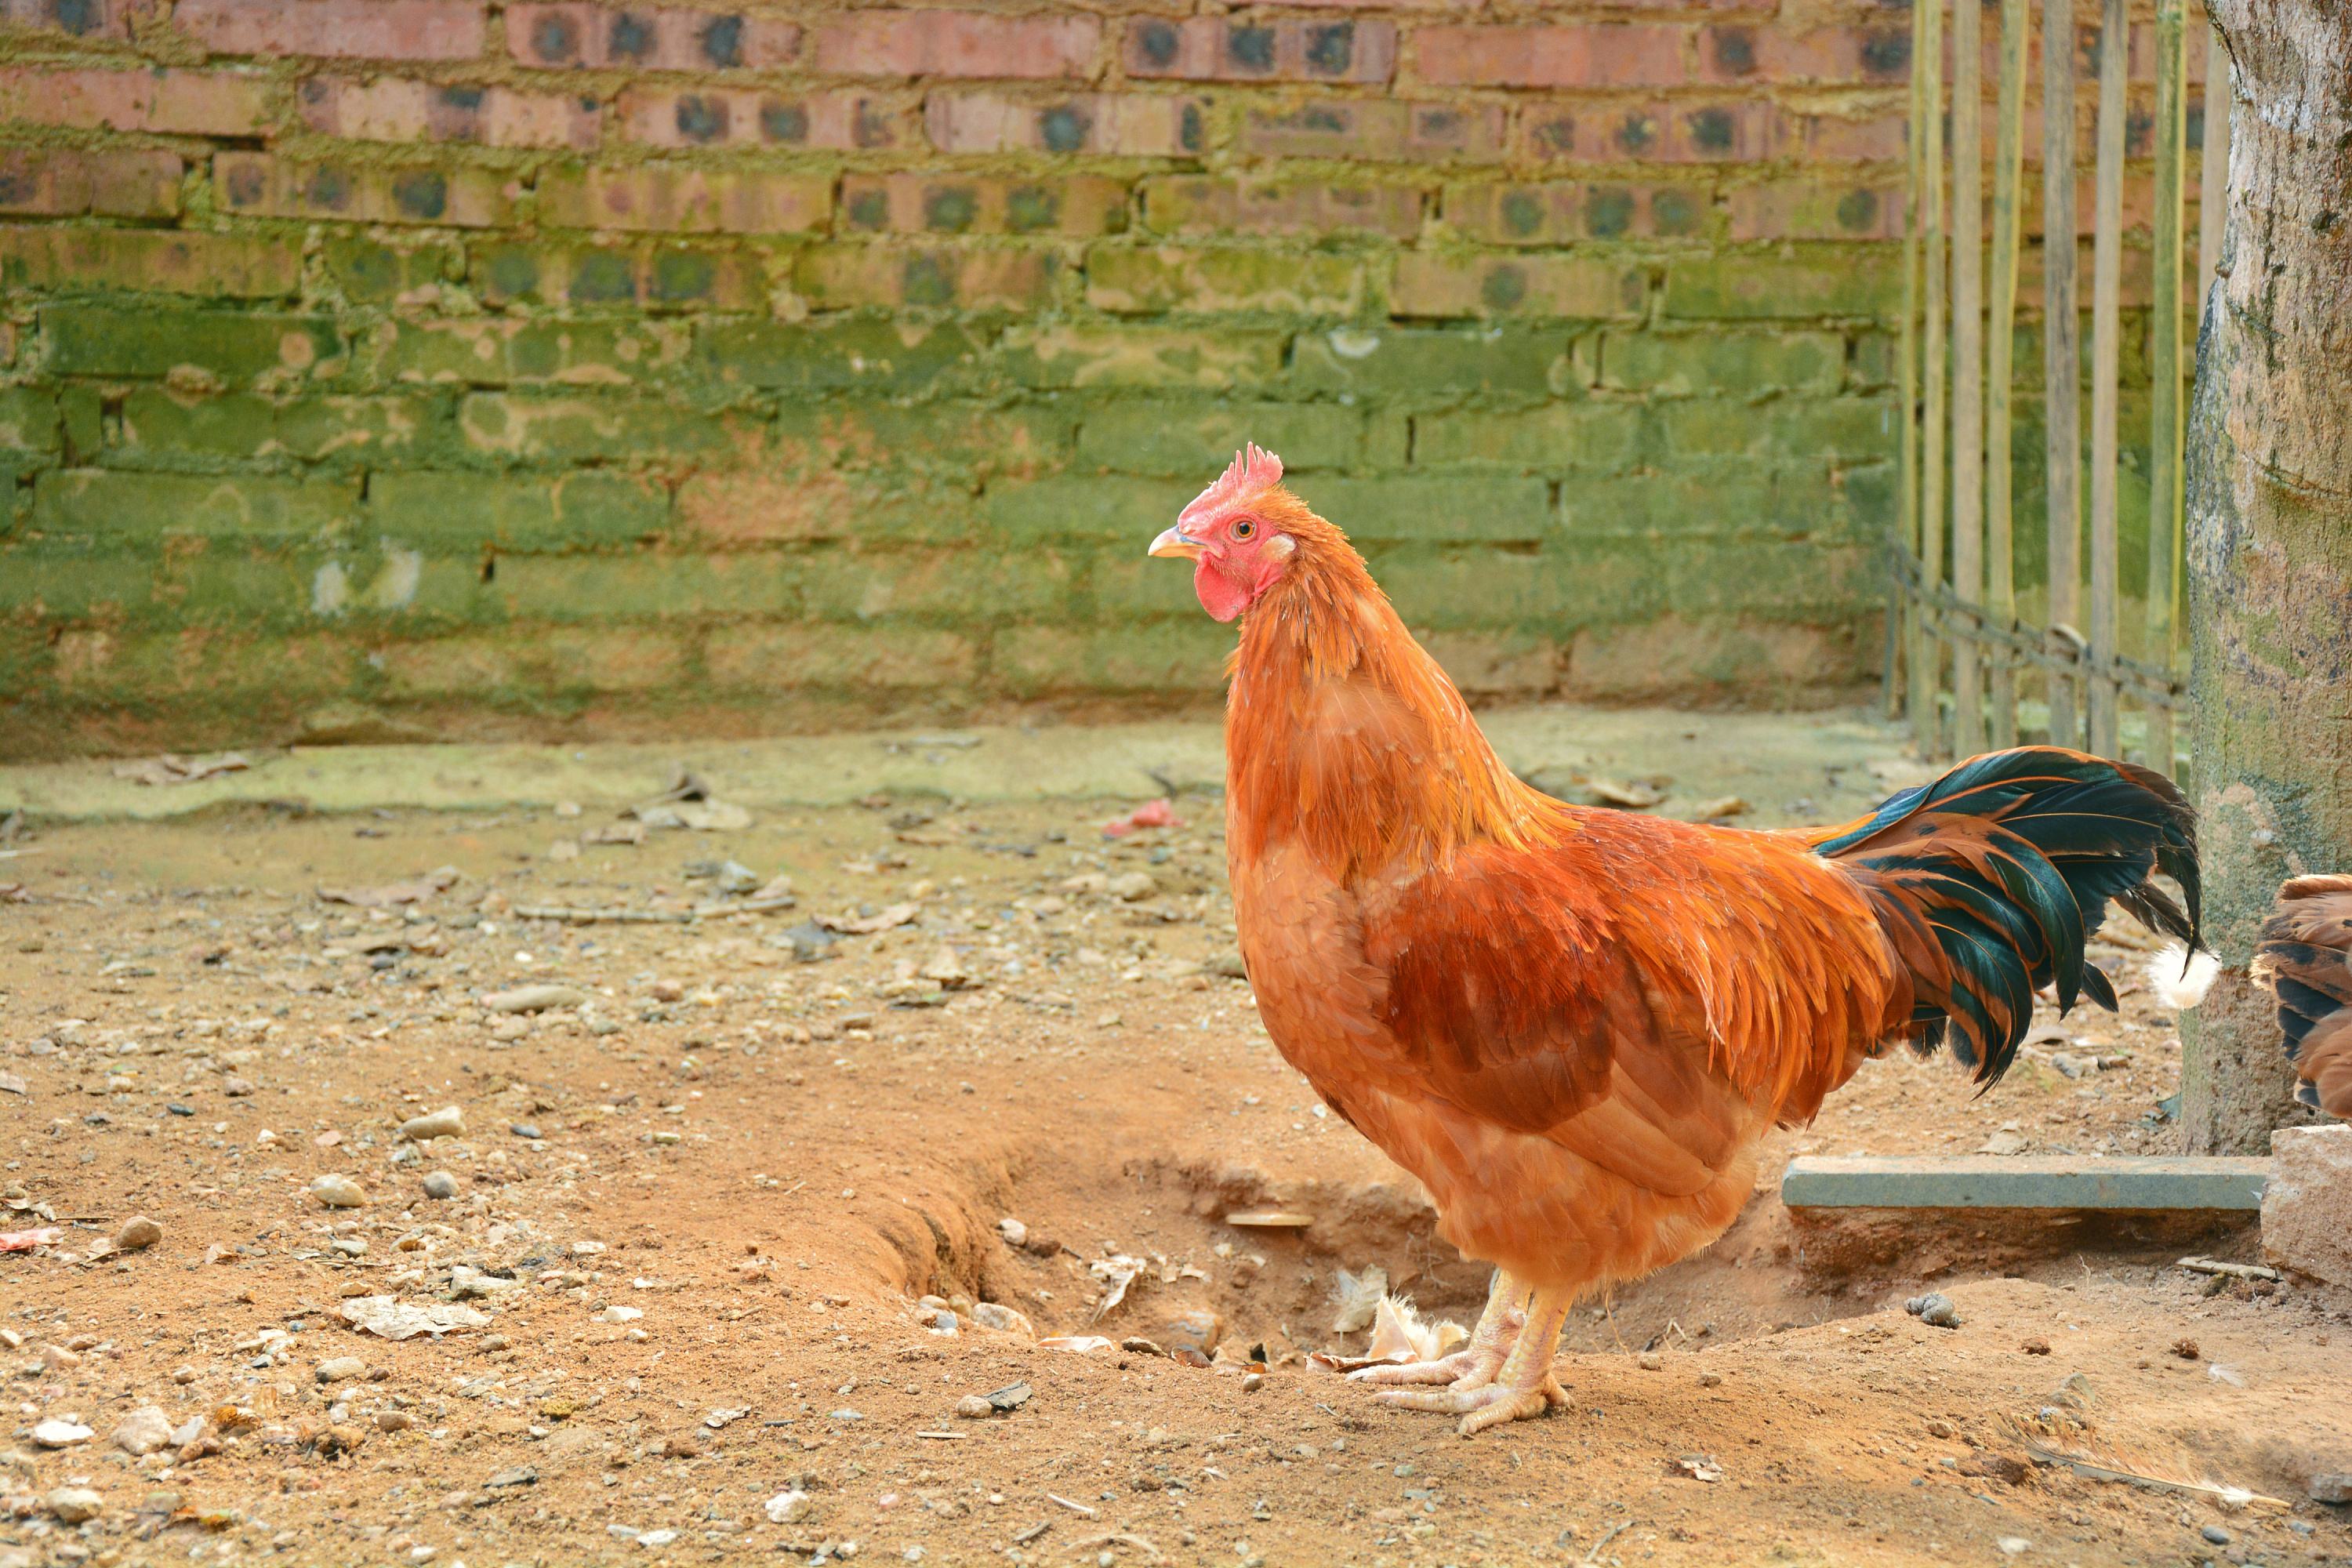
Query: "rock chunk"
2262 1125 2352 1287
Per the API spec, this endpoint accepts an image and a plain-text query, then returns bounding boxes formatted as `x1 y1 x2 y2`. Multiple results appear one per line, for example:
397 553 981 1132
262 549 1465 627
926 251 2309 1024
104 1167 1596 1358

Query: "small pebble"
422 1171 459 1200
399 1105 464 1142
310 1173 365 1209
2021 1337 2051 1356
378 1410 413 1432
48 1486 103 1523
510 1123 541 1140
113 1214 163 1252
316 1356 366 1384
1904 1292 1961 1329
2201 1525 2231 1545
1242 1373 1265 1393
953 1395 993 1420
33 1418 93 1448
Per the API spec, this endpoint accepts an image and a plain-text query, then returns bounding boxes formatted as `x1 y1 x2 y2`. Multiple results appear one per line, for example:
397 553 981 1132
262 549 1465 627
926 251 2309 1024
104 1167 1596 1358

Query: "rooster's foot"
1346 1341 1507 1391
1370 1372 1567 1436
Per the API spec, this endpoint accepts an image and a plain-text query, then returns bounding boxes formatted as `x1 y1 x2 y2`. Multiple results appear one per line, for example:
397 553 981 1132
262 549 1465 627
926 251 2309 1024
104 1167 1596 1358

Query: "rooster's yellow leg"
1372 1285 1572 1436
1348 1268 1524 1390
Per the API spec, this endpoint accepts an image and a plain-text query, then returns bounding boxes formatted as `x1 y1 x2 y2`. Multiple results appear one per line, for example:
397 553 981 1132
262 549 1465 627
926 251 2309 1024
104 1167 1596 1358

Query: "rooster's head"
1149 444 1322 622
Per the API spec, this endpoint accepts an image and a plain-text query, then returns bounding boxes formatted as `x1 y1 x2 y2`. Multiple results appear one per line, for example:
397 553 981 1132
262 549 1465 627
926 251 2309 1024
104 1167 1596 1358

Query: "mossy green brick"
0 538 158 616
704 623 978 691
458 394 760 465
58 387 103 464
1559 462 1845 537
994 621 1235 695
1084 246 1363 316
115 391 444 466
490 553 804 621
991 325 1285 391
0 387 60 455
1664 250 1902 320
379 318 694 388
1289 325 1573 403
1649 397 1893 460
1411 401 1645 470
40 304 343 383
1599 330 1846 397
1075 401 1362 477
33 470 360 540
799 546 1076 619
325 235 461 306
1372 541 1669 631
771 401 1076 478
366 470 669 550
1288 474 1552 543
1665 539 1877 619
981 474 1195 542
697 318 985 394
1848 330 1895 390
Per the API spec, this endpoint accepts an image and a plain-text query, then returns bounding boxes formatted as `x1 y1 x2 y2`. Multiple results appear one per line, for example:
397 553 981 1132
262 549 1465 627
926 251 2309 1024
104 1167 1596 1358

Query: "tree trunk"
2180 0 2352 1153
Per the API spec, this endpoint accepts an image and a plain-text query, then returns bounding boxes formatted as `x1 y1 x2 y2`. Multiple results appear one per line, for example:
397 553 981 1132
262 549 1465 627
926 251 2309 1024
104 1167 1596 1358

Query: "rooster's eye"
1232 520 1255 540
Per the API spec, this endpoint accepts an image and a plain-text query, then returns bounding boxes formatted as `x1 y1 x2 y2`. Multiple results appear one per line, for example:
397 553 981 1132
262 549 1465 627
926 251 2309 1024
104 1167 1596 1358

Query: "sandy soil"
3 768 2349 1568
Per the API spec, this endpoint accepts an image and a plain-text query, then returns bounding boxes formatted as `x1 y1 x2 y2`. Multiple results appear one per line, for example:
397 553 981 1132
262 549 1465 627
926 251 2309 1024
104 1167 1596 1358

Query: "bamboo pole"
1985 0 2028 748
1918 0 1948 760
2085 0 2125 758
2040 0 2082 749
1896 0 1927 727
1951 0 1986 757
2146 0 2190 775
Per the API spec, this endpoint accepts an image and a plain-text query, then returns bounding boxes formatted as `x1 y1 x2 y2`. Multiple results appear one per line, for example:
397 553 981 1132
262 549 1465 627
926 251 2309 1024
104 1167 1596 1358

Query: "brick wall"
0 0 2193 757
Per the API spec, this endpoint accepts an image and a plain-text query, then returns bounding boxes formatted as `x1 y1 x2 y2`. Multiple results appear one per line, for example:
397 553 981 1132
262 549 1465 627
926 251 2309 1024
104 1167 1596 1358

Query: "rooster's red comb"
1178 443 1283 528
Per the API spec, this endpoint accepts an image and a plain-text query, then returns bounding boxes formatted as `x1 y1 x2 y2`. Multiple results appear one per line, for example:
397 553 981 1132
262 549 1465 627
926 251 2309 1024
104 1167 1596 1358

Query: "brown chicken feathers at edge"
2252 874 2352 1118
1152 445 2204 1433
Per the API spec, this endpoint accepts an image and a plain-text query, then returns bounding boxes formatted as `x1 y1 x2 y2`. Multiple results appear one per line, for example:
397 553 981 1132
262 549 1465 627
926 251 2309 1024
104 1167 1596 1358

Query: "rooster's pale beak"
1149 525 1204 560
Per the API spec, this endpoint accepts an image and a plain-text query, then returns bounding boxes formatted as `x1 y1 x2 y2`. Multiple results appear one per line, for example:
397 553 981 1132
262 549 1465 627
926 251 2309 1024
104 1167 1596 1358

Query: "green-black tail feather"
1809 746 2201 1086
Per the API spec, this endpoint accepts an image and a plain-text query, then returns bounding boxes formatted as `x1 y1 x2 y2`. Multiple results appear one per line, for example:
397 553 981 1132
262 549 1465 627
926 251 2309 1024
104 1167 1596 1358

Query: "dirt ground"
3 733 2350 1568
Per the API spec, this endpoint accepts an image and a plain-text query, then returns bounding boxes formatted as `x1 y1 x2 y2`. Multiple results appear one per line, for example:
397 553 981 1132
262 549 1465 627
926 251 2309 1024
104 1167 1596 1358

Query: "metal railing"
1890 0 2229 769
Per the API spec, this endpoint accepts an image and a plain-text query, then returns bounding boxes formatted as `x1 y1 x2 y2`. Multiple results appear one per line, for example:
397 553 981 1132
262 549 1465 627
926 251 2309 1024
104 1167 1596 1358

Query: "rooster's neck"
1224 552 1548 876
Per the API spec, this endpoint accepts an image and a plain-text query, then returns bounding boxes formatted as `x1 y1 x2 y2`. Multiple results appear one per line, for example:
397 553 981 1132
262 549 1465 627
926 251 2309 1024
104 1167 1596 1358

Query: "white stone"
111 1406 175 1456
32 1419 92 1448
2262 1124 2352 1287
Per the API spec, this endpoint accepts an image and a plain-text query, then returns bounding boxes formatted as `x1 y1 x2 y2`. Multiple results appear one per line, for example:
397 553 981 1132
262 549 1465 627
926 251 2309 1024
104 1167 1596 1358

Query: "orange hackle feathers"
1206 456 2204 1313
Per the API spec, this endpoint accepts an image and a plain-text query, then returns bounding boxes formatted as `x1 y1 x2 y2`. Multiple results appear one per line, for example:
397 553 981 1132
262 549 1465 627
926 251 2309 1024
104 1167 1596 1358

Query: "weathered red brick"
1237 99 1504 162
0 0 134 40
298 76 601 150
1444 180 1712 242
176 0 487 60
215 151 512 227
472 240 762 310
615 86 906 150
0 66 272 136
840 172 1126 236
1771 108 1906 163
1123 16 1395 84
813 10 1098 78
924 93 1206 157
1519 99 1772 164
1140 176 1421 238
538 164 829 234
794 244 1056 310
505 4 797 71
1726 183 1903 241
1392 254 1644 320
1697 24 1911 85
0 148 181 218
1412 24 1683 89
0 227 300 298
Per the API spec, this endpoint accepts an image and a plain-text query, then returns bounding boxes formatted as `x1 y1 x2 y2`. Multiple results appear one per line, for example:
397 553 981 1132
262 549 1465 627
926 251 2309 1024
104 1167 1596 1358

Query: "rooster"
1149 446 2201 1434
2254 875 2352 1117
